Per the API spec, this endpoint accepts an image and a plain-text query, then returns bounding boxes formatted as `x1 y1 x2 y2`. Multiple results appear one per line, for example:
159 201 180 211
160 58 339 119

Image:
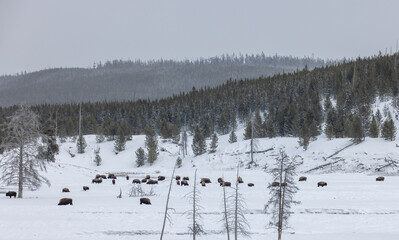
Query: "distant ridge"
0 54 331 106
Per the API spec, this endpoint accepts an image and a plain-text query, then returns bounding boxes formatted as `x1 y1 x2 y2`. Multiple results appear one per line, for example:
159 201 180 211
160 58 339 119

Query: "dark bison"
183 177 189 181
108 174 117 179
238 176 243 183
141 178 147 183
217 177 223 183
317 181 327 187
126 176 130 181
92 178 102 184
6 191 17 198
83 186 89 191
201 178 211 183
146 175 151 179
271 182 280 187
176 180 180 185
299 176 307 181
201 181 206 187
176 176 181 180
248 183 254 187
96 174 107 179
281 182 287 187
147 179 158 185
376 176 385 181
221 181 231 187
62 188 70 192
132 179 141 184
58 198 73 206
158 176 165 181
181 180 189 186
112 179 116 185
140 198 151 205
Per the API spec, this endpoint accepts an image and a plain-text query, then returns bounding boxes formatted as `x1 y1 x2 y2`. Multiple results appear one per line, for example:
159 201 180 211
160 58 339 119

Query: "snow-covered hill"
0 99 398 240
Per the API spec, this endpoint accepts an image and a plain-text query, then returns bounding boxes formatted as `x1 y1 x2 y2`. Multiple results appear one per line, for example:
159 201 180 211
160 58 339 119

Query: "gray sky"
1 0 399 75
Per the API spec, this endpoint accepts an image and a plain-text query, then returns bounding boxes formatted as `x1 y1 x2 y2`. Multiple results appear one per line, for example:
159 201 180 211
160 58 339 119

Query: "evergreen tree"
243 121 252 140
160 119 170 139
381 119 396 141
253 110 265 138
192 127 207 156
265 119 277 138
144 125 158 164
209 133 218 153
170 124 180 144
343 119 353 137
135 147 146 167
76 133 87 153
41 119 59 162
325 124 335 140
369 115 379 138
309 120 319 140
375 109 383 127
93 147 102 166
228 130 237 143
298 123 310 150
114 127 126 153
352 114 364 143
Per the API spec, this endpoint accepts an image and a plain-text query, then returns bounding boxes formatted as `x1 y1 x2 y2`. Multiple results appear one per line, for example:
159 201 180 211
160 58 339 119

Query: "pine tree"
253 110 264 138
228 130 237 143
209 133 218 153
160 119 170 139
176 156 182 168
76 133 87 154
114 127 126 153
375 109 383 127
243 121 252 140
381 119 396 141
192 127 207 156
369 115 379 138
325 124 335 140
298 124 310 150
352 114 364 143
94 151 102 166
145 125 158 164
136 147 146 167
0 105 50 198
265 119 277 138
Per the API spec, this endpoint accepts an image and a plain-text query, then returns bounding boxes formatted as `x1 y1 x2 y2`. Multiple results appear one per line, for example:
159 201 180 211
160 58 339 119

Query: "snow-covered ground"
1 100 398 240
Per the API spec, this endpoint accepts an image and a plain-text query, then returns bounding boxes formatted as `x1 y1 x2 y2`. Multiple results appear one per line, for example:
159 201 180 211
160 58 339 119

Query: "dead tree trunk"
160 163 176 240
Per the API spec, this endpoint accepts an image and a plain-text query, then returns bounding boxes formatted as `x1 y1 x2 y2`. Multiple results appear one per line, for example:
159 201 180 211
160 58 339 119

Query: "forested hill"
0 54 398 144
0 54 328 107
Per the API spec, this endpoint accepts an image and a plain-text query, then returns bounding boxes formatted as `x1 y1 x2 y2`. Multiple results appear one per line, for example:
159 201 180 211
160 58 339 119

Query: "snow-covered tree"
209 133 218 153
114 126 126 153
228 130 237 143
135 147 146 167
381 119 396 141
264 149 300 240
93 146 102 166
0 105 50 198
192 127 206 156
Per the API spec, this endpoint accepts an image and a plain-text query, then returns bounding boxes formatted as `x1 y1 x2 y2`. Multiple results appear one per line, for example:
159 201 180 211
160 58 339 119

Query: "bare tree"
0 105 50 198
264 149 301 240
160 162 177 240
185 169 204 239
231 166 250 239
221 175 231 240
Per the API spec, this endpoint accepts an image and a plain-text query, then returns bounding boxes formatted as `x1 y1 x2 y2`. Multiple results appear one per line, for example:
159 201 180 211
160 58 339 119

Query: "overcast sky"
1 0 399 75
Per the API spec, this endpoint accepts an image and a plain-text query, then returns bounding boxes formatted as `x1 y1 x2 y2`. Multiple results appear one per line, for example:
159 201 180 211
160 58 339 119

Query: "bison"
376 176 385 181
158 176 165 181
141 178 147 183
112 179 116 185
96 174 107 179
201 181 206 187
281 182 287 187
201 178 211 183
6 191 16 198
132 179 141 184
126 176 130 181
140 198 151 205
147 179 158 185
221 181 231 187
317 181 327 187
271 182 280 187
176 180 180 185
247 183 254 187
217 177 223 183
62 188 70 193
299 176 307 181
58 198 73 205
176 176 181 180
108 174 117 179
146 175 151 179
92 178 102 184
181 180 189 186
83 186 89 191
238 176 243 183
183 177 189 181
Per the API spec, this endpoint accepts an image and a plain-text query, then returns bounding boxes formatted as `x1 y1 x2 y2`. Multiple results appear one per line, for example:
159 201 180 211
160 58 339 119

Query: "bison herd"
4 171 390 208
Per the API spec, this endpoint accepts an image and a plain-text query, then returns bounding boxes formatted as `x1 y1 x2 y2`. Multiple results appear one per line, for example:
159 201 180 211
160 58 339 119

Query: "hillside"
0 54 328 106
